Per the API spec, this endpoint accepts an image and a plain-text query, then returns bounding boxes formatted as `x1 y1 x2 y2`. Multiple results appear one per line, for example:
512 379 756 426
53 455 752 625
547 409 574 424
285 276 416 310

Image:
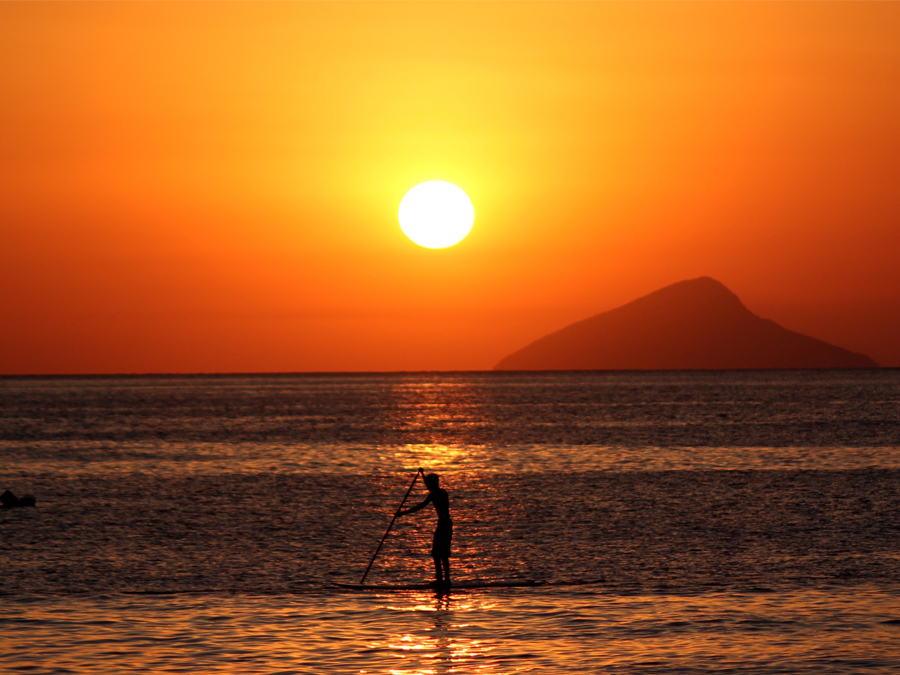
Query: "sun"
398 181 474 249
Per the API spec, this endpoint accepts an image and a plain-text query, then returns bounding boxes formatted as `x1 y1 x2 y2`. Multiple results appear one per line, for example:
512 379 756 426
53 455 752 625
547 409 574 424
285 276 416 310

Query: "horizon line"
0 367 889 379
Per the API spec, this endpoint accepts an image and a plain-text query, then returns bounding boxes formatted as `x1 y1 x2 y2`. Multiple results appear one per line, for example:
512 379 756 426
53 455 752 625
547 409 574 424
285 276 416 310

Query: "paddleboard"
332 579 545 591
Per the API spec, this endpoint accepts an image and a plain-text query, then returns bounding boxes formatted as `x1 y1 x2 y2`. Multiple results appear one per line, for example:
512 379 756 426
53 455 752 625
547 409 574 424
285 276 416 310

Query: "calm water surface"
2 371 900 673
5 589 899 674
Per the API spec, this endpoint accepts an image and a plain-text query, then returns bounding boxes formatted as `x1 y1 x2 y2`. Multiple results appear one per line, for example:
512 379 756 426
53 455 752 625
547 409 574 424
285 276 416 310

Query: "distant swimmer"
398 473 452 587
1 490 35 508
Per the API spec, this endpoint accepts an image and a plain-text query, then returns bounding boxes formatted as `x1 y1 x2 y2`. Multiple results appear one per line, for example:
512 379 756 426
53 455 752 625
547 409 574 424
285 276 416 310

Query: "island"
495 277 877 370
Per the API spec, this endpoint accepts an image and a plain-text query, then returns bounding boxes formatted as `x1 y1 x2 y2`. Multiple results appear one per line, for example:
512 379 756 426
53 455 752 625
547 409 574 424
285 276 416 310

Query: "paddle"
360 467 425 584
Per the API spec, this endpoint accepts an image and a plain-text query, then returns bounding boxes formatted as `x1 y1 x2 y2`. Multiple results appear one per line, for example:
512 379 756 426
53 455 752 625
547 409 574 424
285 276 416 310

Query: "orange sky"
2 2 899 373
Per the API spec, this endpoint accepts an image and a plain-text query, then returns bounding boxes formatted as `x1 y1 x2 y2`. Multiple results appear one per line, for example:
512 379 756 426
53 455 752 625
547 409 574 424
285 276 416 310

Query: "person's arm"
398 493 432 516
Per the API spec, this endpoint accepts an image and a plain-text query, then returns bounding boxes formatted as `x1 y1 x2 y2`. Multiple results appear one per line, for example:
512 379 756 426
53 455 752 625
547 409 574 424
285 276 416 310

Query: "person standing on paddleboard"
398 473 452 587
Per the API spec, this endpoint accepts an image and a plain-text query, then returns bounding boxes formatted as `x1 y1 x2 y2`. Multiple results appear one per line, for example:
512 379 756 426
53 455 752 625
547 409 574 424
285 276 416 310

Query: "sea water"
2 370 899 673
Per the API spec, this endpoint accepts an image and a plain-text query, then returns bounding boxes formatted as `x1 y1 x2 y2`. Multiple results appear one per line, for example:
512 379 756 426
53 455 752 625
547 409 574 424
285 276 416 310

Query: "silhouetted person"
399 473 452 587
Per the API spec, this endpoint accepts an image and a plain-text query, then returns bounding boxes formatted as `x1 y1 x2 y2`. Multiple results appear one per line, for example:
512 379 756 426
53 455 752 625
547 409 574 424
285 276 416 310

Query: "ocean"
2 370 900 673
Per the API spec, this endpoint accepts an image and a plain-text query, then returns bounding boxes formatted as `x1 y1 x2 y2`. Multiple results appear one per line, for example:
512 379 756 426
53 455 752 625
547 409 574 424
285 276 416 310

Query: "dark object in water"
333 579 544 591
1 490 35 508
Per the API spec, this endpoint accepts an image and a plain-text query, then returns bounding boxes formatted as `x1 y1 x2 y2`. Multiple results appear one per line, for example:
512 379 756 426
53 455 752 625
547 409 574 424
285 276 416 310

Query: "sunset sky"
2 2 899 373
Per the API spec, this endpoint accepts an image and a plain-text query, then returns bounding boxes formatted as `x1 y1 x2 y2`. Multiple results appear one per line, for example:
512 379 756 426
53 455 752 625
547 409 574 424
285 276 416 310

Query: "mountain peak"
495 278 877 370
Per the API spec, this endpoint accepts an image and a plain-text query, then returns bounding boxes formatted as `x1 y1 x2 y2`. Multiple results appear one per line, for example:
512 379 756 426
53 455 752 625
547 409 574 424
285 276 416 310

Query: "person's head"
424 473 440 492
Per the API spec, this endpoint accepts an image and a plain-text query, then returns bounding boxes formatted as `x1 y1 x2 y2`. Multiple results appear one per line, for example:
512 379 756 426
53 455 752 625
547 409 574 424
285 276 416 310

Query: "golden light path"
398 181 474 249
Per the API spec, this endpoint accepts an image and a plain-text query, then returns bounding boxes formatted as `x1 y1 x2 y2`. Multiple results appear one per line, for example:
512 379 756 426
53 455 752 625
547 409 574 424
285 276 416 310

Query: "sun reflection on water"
364 593 501 675
395 444 479 473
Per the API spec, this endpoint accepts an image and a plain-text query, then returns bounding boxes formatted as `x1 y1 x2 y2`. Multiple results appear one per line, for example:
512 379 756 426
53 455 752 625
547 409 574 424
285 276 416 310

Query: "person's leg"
441 557 450 585
433 555 443 584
